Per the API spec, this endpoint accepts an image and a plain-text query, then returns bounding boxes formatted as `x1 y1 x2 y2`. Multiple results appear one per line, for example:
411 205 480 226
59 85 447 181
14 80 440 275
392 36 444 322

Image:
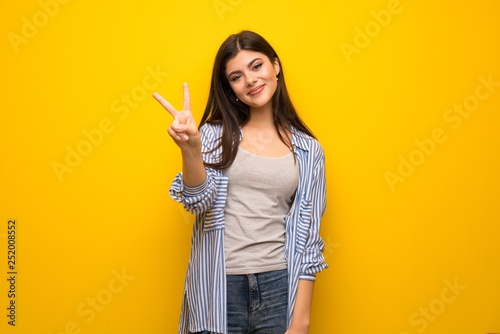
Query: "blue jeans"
191 269 288 334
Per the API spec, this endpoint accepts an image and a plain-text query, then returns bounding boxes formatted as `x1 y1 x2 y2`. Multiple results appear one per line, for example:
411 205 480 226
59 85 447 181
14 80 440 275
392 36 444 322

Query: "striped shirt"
169 123 328 334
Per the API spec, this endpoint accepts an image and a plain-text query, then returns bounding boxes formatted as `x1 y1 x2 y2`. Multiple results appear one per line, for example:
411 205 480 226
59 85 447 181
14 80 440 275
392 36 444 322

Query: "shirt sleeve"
168 123 223 214
169 169 218 214
299 143 328 280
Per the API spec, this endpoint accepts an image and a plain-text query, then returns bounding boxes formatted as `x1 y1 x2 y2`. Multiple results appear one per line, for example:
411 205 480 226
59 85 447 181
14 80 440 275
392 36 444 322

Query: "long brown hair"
200 30 315 169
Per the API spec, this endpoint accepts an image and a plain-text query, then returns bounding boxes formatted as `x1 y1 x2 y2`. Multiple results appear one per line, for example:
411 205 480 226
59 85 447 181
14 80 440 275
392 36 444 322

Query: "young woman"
153 30 327 334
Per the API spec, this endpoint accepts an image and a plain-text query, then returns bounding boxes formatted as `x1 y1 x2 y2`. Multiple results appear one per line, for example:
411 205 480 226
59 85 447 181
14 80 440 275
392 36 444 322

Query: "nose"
246 74 257 87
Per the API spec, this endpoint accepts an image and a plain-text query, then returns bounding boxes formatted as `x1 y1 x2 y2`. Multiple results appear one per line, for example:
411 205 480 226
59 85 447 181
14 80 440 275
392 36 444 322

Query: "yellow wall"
1 0 499 333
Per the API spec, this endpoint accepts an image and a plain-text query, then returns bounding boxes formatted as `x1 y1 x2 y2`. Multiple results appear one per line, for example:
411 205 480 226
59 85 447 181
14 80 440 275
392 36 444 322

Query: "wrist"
180 145 201 158
290 316 310 331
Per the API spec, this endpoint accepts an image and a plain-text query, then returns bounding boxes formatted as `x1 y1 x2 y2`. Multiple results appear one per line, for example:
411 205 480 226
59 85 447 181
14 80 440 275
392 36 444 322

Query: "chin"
246 96 273 109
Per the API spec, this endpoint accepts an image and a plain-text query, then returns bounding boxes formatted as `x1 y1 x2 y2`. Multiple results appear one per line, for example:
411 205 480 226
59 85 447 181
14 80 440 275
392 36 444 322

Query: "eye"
230 74 242 82
253 63 263 70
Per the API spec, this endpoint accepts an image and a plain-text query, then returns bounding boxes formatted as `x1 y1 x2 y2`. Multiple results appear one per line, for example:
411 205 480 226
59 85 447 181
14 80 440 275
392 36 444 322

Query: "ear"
273 58 281 76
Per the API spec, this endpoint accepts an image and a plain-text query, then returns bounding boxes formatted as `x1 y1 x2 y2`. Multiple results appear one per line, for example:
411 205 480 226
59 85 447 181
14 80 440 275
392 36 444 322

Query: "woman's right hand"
153 83 201 151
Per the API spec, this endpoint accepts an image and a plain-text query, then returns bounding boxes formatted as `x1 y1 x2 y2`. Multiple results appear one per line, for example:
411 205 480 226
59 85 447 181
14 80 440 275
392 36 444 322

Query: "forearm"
181 147 206 187
289 279 315 332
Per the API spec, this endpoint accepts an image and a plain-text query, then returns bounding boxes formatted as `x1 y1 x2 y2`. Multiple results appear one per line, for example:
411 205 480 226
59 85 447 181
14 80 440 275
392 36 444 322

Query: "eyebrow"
227 58 263 78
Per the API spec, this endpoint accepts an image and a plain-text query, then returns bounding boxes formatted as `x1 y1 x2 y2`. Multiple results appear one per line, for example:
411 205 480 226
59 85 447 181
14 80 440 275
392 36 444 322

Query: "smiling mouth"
248 85 265 96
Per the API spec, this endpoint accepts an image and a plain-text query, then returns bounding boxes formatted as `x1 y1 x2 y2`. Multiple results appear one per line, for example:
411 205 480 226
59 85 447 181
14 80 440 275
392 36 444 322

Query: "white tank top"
223 146 299 274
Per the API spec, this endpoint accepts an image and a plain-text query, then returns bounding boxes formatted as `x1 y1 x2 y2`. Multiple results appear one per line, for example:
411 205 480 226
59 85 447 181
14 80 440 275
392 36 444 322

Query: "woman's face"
225 50 280 111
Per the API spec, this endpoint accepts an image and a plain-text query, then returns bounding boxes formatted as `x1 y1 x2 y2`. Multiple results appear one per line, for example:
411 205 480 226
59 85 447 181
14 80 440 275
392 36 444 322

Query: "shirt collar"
291 126 312 152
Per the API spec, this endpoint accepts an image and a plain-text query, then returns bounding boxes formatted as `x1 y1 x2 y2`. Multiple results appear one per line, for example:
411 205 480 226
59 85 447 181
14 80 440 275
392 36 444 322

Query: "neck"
247 104 274 128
